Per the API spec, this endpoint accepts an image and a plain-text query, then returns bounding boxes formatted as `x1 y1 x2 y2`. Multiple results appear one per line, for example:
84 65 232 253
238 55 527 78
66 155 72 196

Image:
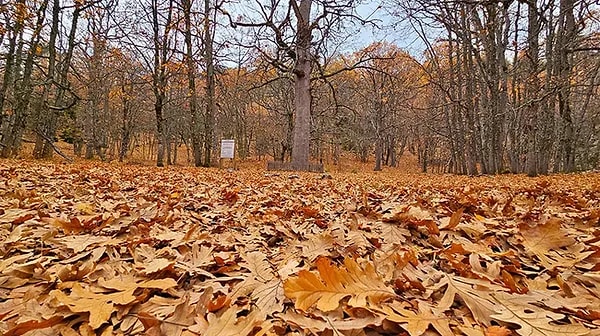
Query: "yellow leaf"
52 277 176 329
283 257 395 312
74 202 96 215
51 283 122 329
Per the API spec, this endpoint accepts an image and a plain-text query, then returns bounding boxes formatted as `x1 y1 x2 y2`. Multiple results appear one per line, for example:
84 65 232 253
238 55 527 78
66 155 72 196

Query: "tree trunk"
151 0 173 167
291 0 312 169
35 2 81 159
556 0 576 172
0 0 24 128
183 0 201 167
203 0 215 167
1 0 47 157
374 137 382 171
526 0 541 176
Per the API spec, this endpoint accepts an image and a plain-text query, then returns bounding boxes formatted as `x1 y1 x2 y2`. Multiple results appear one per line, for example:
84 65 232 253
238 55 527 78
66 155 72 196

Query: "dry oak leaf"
160 293 195 336
299 233 336 261
485 326 512 336
379 301 453 336
519 217 576 268
240 251 276 282
239 251 286 315
51 283 126 330
51 278 177 329
434 274 507 326
280 310 384 333
56 235 114 253
3 316 63 336
98 276 177 291
189 306 262 336
283 257 395 312
491 292 589 336
386 206 439 235
0 209 36 224
440 207 465 230
140 258 174 274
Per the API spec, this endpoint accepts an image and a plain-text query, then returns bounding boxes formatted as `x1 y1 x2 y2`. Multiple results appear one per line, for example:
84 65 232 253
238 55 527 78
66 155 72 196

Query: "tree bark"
35 1 81 159
526 0 541 176
556 0 576 172
291 0 312 169
183 0 201 167
151 0 173 167
203 0 215 167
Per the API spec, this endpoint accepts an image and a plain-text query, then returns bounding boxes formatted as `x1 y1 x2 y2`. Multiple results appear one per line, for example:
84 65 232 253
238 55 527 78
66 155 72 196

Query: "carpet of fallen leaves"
1 160 600 336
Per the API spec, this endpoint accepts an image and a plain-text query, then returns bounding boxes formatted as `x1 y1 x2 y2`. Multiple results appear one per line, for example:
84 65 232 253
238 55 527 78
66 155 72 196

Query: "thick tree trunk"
291 0 312 169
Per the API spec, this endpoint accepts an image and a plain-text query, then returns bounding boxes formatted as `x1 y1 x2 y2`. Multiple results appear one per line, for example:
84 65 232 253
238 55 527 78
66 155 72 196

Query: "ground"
0 160 599 336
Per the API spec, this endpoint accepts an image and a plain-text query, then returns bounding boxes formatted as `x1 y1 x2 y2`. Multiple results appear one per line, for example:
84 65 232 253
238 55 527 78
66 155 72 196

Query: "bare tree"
227 0 376 170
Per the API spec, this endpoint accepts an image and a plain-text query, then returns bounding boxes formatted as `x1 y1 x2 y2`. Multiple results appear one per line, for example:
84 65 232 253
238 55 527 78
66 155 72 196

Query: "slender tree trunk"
151 0 173 167
556 0 576 172
0 0 24 128
35 3 81 159
1 0 47 157
374 137 382 171
526 0 541 176
183 0 201 167
119 83 131 162
203 0 215 167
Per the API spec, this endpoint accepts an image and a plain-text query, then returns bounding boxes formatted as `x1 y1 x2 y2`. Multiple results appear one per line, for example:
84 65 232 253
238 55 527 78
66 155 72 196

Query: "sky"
353 1 426 57
219 0 428 66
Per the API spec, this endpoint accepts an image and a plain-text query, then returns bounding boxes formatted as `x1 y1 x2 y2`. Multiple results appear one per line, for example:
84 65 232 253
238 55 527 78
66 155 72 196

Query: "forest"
0 0 599 174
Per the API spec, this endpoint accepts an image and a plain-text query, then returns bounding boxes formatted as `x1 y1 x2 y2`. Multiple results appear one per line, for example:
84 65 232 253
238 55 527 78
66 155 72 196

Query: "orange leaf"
485 325 511 336
207 294 230 312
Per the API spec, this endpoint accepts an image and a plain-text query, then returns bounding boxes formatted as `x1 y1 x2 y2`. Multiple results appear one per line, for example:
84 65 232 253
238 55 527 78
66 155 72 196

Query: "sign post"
219 139 236 169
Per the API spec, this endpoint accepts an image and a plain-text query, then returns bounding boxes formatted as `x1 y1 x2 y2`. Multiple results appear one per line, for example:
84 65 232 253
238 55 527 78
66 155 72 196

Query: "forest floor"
1 159 599 336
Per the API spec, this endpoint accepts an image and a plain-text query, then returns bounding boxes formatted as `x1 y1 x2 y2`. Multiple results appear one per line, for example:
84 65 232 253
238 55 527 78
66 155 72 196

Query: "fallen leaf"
283 257 395 312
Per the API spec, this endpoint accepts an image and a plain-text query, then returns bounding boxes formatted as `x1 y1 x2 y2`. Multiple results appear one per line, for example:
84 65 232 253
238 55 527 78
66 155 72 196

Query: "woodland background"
0 0 599 175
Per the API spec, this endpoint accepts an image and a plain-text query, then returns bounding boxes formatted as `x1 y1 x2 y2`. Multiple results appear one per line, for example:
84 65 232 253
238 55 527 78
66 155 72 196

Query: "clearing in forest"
1 160 599 336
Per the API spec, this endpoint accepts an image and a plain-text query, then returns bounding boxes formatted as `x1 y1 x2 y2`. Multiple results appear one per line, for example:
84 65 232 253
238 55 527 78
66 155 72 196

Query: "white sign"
220 139 235 159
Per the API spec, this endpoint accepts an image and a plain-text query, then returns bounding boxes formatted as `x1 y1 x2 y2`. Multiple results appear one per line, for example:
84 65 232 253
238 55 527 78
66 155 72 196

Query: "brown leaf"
441 207 464 230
